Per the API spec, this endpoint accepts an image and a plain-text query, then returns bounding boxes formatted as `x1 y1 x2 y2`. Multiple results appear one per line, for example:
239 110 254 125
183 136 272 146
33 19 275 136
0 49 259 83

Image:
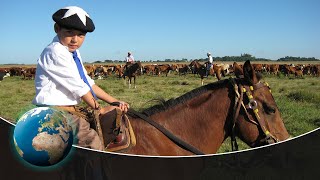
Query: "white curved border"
2 116 318 158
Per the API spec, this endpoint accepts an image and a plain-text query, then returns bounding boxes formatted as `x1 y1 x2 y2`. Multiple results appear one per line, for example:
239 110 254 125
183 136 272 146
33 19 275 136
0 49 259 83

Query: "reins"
110 102 205 155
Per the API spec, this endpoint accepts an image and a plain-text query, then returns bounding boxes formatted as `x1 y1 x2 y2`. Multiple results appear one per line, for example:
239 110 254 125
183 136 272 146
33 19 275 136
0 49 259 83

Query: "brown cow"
178 64 190 76
84 64 95 78
294 65 303 78
155 64 173 77
94 65 107 79
143 64 157 75
233 62 243 78
22 67 36 80
280 64 296 76
9 67 23 76
269 64 279 75
311 65 320 77
302 64 312 75
114 65 124 78
170 64 178 73
252 64 264 73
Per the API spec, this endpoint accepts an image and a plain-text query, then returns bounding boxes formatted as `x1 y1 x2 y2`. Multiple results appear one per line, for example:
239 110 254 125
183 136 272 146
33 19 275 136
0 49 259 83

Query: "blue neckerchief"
72 51 97 99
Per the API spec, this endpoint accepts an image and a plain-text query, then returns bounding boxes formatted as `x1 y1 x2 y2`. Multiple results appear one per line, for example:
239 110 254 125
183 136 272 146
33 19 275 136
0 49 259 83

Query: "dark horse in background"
189 60 225 85
121 60 289 156
123 61 143 89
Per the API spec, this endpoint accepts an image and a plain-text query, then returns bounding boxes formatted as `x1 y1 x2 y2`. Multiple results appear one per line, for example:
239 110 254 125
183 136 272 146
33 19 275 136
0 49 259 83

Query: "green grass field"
0 71 319 153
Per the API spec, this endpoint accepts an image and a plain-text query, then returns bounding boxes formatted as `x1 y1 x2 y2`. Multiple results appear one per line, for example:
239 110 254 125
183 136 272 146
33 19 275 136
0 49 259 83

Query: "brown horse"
123 60 289 156
123 61 143 88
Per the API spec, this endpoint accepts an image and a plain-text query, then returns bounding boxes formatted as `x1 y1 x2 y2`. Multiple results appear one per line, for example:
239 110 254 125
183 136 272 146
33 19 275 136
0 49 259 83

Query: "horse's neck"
147 87 232 153
196 62 203 68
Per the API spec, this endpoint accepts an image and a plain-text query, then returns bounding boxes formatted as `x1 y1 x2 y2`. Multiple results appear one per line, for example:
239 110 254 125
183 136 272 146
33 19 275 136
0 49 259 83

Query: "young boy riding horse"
33 6 130 151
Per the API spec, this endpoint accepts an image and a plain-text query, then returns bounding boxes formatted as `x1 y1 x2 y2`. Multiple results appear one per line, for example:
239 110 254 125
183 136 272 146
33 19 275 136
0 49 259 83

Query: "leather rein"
110 102 205 155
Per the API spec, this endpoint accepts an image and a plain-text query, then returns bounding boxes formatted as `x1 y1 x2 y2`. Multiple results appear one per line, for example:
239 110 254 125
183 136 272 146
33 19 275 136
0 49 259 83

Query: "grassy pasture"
0 63 319 153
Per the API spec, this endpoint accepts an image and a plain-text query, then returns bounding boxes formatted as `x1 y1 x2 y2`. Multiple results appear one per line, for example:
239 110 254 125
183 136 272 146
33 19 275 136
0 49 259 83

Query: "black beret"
52 6 95 33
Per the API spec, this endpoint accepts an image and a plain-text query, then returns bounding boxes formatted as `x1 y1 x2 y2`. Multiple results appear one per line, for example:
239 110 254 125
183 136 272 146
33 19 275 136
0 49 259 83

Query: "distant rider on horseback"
124 51 135 75
206 52 213 77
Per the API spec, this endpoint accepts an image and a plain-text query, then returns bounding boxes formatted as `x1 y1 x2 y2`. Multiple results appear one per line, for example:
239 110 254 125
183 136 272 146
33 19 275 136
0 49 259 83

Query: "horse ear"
233 62 244 78
243 60 258 84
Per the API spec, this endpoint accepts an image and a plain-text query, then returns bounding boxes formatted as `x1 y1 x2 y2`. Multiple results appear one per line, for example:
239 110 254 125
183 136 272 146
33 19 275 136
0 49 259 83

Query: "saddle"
58 106 136 152
94 108 136 152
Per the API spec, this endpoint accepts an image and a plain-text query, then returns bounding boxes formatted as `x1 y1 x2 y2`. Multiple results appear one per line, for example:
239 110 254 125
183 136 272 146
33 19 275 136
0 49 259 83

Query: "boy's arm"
85 85 129 113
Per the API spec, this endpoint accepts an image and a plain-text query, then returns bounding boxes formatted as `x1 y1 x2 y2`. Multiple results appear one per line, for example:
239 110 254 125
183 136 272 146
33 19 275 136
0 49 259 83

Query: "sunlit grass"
1 72 319 153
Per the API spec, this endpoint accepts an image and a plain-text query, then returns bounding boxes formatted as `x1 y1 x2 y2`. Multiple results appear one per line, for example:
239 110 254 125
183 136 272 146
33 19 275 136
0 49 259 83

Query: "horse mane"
141 79 229 116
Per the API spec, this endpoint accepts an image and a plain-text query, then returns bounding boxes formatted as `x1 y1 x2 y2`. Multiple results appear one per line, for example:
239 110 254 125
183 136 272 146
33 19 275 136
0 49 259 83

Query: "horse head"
233 60 290 148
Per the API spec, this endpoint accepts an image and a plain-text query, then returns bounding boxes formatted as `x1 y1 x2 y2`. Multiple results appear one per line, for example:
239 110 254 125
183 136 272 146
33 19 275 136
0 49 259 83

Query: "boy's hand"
118 101 129 113
110 101 129 113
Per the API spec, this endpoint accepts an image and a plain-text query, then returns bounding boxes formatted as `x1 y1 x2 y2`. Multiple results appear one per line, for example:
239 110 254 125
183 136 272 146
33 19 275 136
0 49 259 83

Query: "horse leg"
123 76 127 86
133 76 136 89
209 68 213 77
216 69 221 80
128 77 132 89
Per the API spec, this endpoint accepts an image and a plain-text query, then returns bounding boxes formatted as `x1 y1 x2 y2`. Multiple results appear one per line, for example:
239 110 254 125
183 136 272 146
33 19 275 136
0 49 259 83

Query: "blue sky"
0 0 319 64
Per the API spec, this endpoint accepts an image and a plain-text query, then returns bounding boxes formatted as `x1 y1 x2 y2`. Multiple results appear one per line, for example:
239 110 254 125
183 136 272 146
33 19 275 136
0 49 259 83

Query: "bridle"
229 78 280 151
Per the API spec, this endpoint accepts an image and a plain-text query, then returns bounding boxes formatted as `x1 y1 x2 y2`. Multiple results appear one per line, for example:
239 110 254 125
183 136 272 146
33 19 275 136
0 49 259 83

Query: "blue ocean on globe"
13 107 74 166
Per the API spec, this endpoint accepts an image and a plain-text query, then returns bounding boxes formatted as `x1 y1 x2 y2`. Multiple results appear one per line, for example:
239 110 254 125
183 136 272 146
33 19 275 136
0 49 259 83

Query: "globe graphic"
13 107 74 166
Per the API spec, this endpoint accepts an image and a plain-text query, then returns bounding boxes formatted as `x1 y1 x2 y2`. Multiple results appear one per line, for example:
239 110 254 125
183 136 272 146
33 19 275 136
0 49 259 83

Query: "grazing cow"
9 67 23 76
280 64 296 76
294 65 304 78
264 64 270 73
233 62 243 78
269 64 279 75
178 64 190 76
294 69 303 78
84 64 95 78
170 64 178 73
155 64 172 77
310 65 320 77
94 65 105 79
302 64 312 75
114 65 124 78
0 69 10 82
215 63 229 76
252 64 265 73
103 65 115 76
21 67 36 80
143 64 157 75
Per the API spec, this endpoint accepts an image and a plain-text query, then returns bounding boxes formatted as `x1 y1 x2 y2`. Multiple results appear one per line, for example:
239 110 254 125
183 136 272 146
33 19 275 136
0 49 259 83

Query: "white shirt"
32 36 95 106
208 55 213 64
126 55 135 63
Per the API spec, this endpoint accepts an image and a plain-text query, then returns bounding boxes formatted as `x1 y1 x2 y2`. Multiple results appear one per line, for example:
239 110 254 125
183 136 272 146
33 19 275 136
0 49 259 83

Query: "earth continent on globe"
13 107 73 166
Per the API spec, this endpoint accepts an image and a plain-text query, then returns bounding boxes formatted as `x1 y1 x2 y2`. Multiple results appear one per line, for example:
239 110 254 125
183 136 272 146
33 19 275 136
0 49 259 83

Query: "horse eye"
263 103 276 114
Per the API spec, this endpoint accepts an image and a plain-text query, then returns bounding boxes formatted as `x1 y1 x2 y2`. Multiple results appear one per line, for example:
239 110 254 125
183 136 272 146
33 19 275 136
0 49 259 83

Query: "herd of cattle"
0 61 319 82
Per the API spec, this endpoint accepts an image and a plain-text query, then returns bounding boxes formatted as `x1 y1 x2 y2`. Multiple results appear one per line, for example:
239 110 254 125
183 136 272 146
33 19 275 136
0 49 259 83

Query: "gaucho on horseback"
123 51 135 75
32 6 132 152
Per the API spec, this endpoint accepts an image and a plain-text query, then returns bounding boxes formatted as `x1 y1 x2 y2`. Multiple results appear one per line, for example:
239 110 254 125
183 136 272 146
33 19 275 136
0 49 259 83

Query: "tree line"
91 54 319 64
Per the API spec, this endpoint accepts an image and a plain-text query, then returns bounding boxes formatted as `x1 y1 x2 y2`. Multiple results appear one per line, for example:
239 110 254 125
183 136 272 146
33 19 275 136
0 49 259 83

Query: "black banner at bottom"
1 118 319 180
